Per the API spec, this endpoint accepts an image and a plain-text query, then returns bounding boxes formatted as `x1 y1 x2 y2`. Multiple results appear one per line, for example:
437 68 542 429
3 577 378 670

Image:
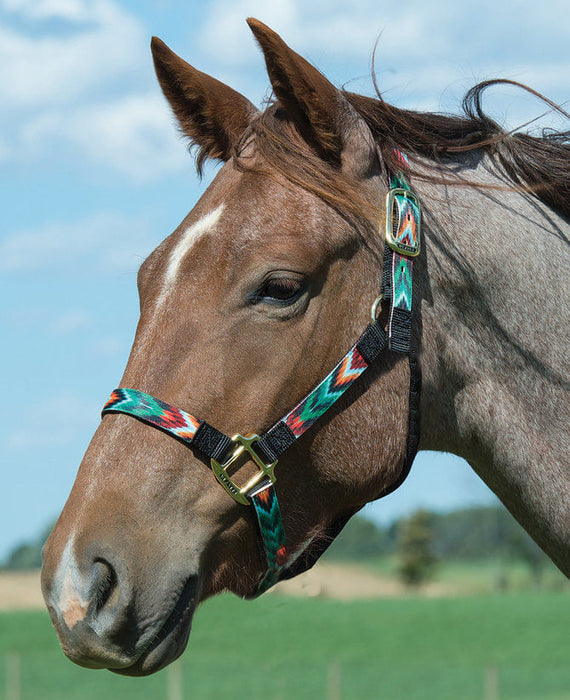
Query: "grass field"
1 591 569 700
362 557 569 595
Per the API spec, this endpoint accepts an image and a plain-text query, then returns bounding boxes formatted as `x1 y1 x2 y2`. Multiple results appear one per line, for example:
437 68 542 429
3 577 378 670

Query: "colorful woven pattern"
251 482 287 594
103 388 201 443
387 149 417 335
392 255 413 312
284 346 367 437
392 193 420 252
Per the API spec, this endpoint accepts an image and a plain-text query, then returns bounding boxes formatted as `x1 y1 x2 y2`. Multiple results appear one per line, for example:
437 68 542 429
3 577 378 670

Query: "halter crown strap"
382 150 420 353
101 149 420 594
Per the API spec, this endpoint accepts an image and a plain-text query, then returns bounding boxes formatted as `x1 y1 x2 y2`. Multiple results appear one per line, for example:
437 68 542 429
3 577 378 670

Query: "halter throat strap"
101 150 421 595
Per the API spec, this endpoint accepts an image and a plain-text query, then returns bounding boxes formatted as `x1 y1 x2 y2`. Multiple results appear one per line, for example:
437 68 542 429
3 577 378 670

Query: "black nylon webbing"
389 307 412 354
405 354 422 466
381 244 393 301
257 421 296 462
192 422 232 461
376 355 421 499
356 322 388 365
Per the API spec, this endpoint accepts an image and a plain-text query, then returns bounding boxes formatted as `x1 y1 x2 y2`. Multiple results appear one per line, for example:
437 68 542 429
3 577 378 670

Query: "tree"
325 515 391 560
397 509 437 586
508 528 550 587
2 521 55 570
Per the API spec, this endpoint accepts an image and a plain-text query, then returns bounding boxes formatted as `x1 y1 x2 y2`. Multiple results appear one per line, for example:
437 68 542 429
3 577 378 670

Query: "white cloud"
0 0 146 108
92 337 124 357
52 310 91 334
4 391 99 450
198 0 446 67
2 0 92 21
199 0 570 120
19 93 187 181
200 0 570 65
198 0 298 68
0 210 161 274
0 0 191 181
1 0 568 182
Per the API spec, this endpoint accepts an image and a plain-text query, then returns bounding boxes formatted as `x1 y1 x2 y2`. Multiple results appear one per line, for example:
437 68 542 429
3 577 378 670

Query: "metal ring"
370 294 383 324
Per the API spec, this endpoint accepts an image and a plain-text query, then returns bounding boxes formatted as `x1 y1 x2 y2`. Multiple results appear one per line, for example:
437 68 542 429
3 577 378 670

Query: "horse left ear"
247 18 376 177
151 37 258 172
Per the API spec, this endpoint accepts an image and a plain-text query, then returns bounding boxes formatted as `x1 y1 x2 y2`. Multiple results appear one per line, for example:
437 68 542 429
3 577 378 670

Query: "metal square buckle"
385 188 421 257
211 434 277 506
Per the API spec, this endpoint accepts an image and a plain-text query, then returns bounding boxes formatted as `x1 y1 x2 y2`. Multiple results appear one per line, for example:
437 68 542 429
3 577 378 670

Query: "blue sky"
1 0 568 560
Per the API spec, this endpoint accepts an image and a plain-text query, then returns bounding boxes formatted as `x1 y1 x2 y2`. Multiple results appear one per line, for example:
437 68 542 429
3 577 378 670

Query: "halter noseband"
101 150 421 595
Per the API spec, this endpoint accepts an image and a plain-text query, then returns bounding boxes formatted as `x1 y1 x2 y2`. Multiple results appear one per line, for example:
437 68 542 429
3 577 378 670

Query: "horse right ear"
246 19 377 179
151 37 258 172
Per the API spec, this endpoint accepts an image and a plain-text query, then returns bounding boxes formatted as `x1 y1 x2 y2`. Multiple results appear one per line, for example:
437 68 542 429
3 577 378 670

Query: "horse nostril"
90 559 118 613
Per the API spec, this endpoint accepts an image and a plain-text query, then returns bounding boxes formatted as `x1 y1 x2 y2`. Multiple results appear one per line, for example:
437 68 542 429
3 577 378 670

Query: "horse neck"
410 151 570 574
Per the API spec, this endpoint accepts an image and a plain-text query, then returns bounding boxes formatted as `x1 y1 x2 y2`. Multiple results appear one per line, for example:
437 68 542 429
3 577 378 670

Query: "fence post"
167 659 183 700
484 665 499 700
327 659 341 700
6 652 21 700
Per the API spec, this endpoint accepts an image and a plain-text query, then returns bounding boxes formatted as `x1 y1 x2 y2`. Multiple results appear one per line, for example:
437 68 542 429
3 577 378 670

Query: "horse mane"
235 79 570 221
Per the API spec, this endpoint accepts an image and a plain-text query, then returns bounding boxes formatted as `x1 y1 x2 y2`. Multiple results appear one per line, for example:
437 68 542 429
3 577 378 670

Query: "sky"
1 0 568 560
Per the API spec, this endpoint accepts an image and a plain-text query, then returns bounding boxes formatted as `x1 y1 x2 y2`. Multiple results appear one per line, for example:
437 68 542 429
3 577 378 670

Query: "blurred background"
0 1 568 698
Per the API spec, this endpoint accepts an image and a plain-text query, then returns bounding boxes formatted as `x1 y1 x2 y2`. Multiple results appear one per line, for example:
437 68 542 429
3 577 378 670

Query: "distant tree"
2 521 55 570
430 505 551 564
325 515 391 560
431 506 509 559
508 528 550 586
397 509 437 586
4 542 43 570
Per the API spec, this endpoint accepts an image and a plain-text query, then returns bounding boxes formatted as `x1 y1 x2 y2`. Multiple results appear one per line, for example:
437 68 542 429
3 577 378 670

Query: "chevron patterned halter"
101 151 421 595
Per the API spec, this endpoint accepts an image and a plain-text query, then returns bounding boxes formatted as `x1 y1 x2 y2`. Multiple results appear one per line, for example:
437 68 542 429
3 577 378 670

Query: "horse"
41 18 569 676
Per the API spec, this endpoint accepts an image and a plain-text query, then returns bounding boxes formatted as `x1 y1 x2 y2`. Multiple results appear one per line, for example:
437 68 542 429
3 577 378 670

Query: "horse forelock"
236 105 377 224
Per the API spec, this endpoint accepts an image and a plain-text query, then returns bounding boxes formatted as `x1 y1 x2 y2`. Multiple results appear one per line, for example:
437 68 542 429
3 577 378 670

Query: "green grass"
363 556 569 594
1 592 569 699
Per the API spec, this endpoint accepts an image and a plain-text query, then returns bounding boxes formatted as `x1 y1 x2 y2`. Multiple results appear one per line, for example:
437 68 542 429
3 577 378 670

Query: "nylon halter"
101 150 421 595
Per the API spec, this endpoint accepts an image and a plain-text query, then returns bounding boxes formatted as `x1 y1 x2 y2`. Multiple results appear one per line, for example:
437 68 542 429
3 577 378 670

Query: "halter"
101 150 421 594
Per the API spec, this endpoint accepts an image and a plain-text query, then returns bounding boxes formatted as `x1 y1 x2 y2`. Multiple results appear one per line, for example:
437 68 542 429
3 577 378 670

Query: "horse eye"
254 276 305 305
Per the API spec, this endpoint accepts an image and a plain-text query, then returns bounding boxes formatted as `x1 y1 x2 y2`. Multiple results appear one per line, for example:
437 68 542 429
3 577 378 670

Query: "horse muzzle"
41 533 200 675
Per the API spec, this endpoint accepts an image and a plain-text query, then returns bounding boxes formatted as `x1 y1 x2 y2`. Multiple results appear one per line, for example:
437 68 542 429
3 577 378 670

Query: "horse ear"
247 18 374 175
151 37 258 172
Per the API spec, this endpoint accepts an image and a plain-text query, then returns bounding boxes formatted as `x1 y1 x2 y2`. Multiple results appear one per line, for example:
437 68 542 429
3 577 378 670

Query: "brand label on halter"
216 469 241 497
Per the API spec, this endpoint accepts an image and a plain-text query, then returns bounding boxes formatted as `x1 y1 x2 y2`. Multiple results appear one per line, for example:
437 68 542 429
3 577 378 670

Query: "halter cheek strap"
101 149 421 595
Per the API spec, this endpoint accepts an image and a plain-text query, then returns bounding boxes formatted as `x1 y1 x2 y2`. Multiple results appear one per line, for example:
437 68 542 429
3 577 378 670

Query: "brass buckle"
385 188 421 257
211 434 277 506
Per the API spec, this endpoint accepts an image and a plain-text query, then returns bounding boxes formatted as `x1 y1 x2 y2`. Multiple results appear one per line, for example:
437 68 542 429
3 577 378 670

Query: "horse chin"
115 565 259 676
111 616 194 677
111 579 199 677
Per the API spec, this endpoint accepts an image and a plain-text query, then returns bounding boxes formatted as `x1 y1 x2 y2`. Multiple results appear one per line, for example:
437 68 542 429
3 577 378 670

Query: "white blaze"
53 537 89 630
157 204 225 308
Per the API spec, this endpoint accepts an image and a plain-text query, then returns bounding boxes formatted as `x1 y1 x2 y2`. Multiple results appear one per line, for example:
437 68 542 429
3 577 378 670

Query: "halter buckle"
211 434 277 506
385 188 421 257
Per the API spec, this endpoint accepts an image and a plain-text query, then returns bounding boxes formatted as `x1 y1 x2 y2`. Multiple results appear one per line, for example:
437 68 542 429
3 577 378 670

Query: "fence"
1 654 518 700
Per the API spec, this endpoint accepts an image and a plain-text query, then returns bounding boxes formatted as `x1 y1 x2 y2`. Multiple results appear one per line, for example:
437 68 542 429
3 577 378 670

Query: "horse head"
41 20 415 675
